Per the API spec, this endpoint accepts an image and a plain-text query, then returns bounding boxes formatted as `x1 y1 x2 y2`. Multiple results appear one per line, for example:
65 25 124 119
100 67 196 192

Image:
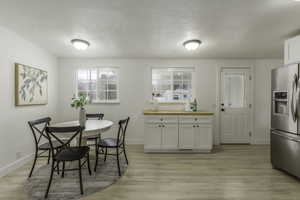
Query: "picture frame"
15 63 48 106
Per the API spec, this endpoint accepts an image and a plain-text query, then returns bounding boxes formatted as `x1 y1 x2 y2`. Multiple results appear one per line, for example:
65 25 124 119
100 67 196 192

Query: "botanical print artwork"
15 63 48 106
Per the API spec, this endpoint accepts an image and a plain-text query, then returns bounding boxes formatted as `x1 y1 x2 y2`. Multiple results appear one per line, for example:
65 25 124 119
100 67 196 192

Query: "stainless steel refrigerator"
271 63 300 178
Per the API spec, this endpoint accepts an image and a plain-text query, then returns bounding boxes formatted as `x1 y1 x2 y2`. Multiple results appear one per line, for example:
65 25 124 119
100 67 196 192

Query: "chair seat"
99 138 122 148
38 140 66 150
54 146 90 161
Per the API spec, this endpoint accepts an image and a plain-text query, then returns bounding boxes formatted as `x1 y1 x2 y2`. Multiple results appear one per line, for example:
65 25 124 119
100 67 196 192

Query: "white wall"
57 58 282 145
253 59 283 144
0 26 58 176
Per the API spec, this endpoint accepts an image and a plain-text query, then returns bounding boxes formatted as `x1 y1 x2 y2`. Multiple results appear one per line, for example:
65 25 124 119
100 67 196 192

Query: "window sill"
149 100 186 104
90 101 120 104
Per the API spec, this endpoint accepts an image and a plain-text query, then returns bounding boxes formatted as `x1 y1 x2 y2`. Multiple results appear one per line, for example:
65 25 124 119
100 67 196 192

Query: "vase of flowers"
71 94 90 127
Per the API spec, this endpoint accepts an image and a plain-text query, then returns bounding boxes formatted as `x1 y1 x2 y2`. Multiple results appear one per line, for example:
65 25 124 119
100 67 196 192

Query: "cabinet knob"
160 118 163 121
195 118 198 121
193 125 195 128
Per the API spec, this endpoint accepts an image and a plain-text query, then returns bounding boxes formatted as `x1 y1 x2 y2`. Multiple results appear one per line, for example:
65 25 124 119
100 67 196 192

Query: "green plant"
70 94 90 109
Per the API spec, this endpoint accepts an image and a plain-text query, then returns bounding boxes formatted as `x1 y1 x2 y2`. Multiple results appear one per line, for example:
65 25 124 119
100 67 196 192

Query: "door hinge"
249 75 252 80
249 132 252 137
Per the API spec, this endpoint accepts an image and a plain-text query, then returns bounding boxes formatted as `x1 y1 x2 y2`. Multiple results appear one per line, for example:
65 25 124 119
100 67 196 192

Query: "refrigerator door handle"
291 74 299 122
296 77 300 119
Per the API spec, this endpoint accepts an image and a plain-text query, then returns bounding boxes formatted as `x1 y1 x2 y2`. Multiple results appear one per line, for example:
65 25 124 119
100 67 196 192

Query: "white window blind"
152 67 195 102
76 68 119 103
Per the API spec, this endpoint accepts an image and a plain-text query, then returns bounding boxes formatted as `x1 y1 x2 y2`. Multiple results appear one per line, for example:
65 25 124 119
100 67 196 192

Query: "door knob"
221 108 225 112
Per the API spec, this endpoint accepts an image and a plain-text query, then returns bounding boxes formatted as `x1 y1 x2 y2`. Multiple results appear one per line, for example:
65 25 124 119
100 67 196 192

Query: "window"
76 68 119 103
223 73 245 108
152 67 195 102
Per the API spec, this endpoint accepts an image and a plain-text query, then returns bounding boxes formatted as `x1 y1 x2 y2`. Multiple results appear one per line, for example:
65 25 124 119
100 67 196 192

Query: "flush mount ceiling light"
71 39 90 50
183 39 202 51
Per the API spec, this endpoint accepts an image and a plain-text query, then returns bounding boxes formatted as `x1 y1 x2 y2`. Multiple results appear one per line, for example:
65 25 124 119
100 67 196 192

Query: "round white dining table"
52 119 114 145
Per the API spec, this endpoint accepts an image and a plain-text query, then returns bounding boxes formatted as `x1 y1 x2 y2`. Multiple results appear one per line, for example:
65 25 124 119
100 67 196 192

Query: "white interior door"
220 68 251 144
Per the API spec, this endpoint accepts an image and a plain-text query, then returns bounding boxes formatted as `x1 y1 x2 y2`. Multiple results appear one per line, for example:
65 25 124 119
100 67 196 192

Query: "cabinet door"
161 123 178 150
285 36 300 65
179 123 194 149
194 125 213 151
145 123 162 150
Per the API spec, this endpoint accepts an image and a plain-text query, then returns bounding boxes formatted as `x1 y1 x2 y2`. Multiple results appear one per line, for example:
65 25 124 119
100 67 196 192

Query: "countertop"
143 109 214 116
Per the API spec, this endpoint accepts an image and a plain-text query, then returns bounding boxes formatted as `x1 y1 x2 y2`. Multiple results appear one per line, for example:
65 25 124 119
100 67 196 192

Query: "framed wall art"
15 63 48 106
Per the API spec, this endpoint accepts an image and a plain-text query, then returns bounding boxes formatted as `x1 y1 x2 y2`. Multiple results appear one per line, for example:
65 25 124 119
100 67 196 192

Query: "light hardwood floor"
1 145 300 200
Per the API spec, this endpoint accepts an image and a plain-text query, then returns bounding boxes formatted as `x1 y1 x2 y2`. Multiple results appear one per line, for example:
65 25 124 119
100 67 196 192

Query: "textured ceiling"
0 0 299 58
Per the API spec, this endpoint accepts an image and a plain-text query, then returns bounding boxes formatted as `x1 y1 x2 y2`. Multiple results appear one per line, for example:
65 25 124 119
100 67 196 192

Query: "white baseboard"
127 138 143 145
253 139 270 145
0 153 33 178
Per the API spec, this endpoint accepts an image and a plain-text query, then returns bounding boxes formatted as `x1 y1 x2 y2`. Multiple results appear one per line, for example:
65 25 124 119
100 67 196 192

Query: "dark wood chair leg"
94 139 99 172
116 148 121 176
56 161 60 175
47 150 51 164
98 134 104 153
28 150 38 178
87 153 92 175
45 161 55 198
61 161 65 178
104 147 108 162
78 159 83 195
94 138 98 157
123 145 129 165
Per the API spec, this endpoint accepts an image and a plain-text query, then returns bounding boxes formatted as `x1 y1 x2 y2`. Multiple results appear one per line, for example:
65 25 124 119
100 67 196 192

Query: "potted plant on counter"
71 94 90 127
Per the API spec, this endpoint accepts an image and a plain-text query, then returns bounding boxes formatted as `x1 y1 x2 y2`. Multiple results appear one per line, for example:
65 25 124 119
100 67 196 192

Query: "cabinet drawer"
179 116 212 124
145 116 178 124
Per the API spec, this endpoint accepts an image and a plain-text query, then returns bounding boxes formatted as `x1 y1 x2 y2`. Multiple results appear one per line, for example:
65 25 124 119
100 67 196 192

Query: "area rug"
24 155 127 200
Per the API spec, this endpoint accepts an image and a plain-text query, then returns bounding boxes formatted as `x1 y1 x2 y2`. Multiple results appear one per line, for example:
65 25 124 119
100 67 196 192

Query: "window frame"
75 67 120 104
150 67 196 103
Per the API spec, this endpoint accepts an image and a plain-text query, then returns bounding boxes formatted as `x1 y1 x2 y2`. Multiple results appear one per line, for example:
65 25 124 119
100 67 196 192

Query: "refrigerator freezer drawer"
271 130 300 178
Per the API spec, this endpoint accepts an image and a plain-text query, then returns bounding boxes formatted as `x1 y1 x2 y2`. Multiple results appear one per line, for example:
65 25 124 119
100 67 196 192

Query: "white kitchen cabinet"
179 116 213 151
194 125 213 150
144 114 213 153
162 123 178 150
178 123 194 149
144 123 162 150
144 116 179 151
285 35 300 65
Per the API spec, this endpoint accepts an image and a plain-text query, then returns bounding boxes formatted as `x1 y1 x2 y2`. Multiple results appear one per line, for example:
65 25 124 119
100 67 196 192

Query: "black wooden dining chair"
28 117 64 178
86 113 104 171
44 126 91 198
95 117 130 176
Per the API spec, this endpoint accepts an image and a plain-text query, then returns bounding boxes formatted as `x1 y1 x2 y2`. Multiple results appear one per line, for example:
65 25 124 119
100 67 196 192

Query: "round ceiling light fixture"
183 39 202 51
71 39 90 50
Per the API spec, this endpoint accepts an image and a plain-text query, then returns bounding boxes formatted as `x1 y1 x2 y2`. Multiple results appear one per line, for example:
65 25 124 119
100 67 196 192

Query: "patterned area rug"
24 155 127 200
